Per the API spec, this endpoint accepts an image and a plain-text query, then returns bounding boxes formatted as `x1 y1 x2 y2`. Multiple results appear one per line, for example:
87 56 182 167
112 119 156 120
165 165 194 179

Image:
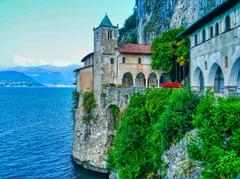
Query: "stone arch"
160 73 167 87
209 63 225 93
135 72 146 87
193 67 205 92
122 72 133 87
229 58 240 91
148 73 158 87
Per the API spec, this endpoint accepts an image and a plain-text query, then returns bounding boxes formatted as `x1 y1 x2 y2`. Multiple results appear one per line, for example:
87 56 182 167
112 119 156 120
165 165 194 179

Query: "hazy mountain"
3 65 79 86
0 71 43 87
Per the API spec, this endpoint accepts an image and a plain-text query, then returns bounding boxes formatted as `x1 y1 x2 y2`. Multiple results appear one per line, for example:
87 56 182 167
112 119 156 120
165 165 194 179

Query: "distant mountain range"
0 71 43 87
0 65 80 87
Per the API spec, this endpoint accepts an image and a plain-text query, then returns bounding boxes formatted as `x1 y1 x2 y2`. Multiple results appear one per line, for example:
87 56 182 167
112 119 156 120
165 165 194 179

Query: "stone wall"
72 87 148 173
78 66 93 92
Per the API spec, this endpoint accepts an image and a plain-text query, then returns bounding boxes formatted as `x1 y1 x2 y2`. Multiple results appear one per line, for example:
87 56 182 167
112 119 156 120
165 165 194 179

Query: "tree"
151 28 190 82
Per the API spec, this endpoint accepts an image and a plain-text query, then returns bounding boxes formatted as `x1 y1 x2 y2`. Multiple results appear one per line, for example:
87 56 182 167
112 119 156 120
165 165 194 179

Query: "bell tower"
93 14 119 105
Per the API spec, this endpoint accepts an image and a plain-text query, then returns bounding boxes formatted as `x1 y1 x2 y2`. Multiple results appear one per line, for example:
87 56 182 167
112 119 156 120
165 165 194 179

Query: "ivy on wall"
82 91 96 121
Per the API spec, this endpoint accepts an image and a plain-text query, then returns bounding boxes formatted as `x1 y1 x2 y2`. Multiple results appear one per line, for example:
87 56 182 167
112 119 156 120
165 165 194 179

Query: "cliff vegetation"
108 89 240 178
151 28 190 82
119 0 225 44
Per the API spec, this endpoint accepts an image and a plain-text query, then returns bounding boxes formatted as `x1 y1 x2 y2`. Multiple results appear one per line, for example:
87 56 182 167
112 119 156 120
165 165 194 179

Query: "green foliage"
108 89 199 178
82 91 96 121
119 11 138 44
145 88 173 121
151 28 189 82
158 90 199 153
108 105 120 129
72 89 79 111
188 92 240 178
108 87 240 178
108 93 150 179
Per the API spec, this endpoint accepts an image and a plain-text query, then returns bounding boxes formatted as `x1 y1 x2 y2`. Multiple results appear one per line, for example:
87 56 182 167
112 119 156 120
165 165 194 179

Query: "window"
224 56 228 68
225 15 231 31
96 32 99 40
210 26 213 38
202 29 206 42
194 34 198 46
110 58 114 64
138 58 142 64
215 23 219 36
122 57 125 64
107 30 112 39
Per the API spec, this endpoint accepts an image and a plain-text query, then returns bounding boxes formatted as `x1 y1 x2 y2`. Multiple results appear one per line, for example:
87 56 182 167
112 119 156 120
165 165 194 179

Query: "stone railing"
101 87 147 108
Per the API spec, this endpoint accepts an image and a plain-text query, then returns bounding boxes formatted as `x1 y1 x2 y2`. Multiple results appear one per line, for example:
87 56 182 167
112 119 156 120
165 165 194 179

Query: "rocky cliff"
120 0 226 44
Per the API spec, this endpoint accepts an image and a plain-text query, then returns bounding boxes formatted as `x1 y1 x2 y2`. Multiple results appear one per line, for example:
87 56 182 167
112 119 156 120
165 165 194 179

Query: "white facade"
188 2 240 95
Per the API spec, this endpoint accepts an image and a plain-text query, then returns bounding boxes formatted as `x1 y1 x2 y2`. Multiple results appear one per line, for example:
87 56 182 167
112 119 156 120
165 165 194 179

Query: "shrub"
158 89 199 154
188 92 240 178
108 93 150 179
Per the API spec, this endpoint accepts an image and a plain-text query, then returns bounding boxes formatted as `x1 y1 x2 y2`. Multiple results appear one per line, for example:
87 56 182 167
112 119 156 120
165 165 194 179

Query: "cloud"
52 59 72 66
13 54 35 65
13 54 72 67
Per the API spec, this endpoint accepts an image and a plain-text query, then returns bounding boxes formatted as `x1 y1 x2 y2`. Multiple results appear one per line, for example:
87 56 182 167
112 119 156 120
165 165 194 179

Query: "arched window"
138 58 142 64
215 23 219 36
122 57 125 64
110 58 114 64
225 15 231 31
122 72 133 87
224 56 228 68
202 29 206 42
205 61 208 70
214 67 224 93
135 73 145 87
210 26 213 38
194 34 198 46
199 71 204 92
148 73 158 87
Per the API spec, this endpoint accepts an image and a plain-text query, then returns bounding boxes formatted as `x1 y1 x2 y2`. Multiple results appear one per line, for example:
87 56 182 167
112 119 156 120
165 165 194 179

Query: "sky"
0 0 135 68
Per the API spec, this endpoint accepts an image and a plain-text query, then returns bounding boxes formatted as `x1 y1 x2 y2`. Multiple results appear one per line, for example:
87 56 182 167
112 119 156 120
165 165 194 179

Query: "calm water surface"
0 87 108 179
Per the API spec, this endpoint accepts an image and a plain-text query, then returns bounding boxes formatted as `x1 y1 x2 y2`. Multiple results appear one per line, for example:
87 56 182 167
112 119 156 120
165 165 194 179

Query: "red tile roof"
116 44 151 55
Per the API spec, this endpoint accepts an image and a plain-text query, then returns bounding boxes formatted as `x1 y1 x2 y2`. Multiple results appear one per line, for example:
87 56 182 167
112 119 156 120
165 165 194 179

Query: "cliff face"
121 0 225 44
72 97 115 173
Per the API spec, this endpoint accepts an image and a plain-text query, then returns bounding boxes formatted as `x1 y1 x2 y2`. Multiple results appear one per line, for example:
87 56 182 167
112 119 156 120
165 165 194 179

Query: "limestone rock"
161 130 203 178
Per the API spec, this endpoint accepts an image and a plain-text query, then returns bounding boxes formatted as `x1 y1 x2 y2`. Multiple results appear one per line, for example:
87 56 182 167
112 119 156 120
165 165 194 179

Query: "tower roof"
98 15 117 28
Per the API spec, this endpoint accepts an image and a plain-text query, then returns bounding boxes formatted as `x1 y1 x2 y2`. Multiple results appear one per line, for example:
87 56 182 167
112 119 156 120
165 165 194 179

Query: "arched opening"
122 72 133 87
215 23 219 36
225 15 231 32
214 67 225 94
229 58 240 94
193 67 205 92
202 29 206 42
160 73 167 87
237 71 240 93
148 73 158 87
210 26 213 38
135 72 145 87
199 71 204 92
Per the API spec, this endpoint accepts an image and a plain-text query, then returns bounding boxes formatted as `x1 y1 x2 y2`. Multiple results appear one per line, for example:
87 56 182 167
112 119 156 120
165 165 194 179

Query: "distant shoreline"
0 86 75 88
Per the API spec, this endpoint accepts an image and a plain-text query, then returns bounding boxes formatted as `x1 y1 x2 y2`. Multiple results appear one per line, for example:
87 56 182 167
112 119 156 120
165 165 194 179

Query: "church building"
180 0 240 95
75 15 165 98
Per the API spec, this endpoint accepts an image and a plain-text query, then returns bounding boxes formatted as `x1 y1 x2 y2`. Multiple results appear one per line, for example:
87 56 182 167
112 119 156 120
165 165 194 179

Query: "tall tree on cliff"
151 28 190 82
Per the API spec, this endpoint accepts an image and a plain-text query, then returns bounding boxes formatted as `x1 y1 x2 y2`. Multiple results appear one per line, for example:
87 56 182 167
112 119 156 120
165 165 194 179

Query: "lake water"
0 87 108 179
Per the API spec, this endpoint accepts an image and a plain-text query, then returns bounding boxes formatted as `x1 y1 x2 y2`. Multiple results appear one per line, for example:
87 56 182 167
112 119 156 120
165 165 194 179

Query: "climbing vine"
82 90 96 121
